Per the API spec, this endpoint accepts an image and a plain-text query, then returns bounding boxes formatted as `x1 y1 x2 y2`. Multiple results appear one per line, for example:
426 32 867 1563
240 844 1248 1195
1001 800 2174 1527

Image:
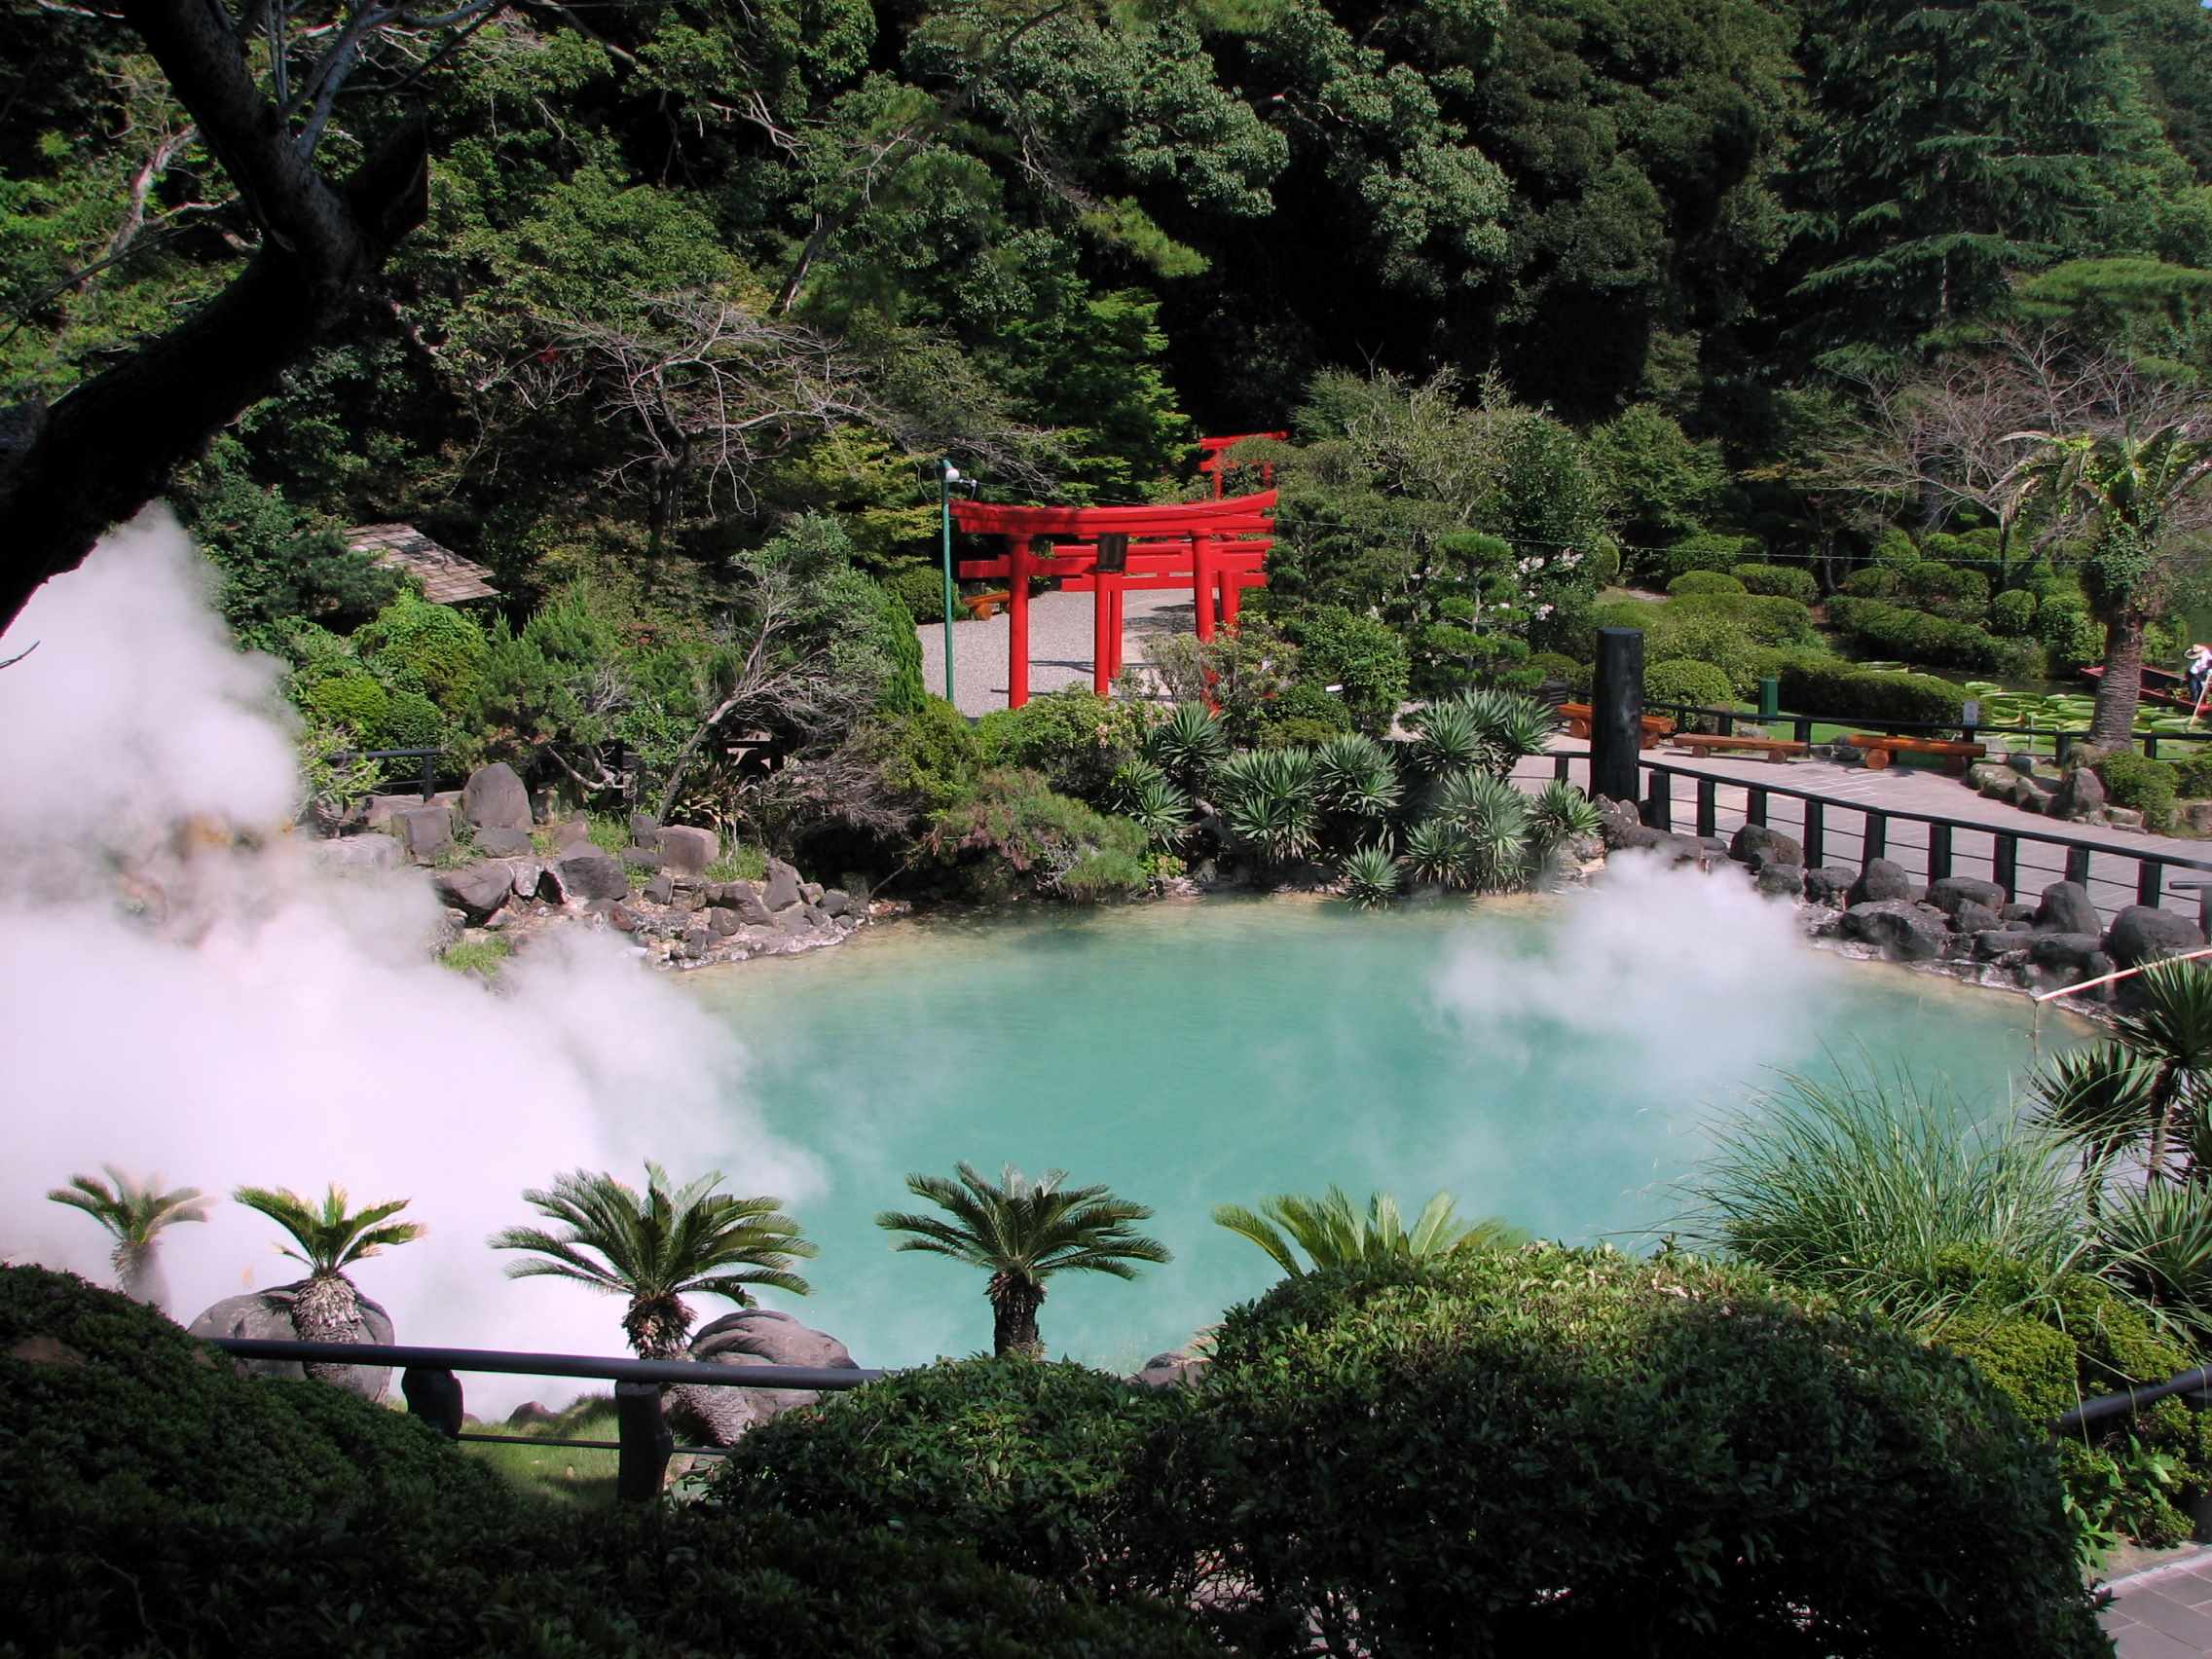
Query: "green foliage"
1991 588 2041 637
1665 571 1745 596
705 846 770 882
1776 662 1967 726
974 688 1148 801
1656 532 1761 583
439 937 512 978
1109 759 1194 849
489 1163 816 1358
1143 702 1231 789
1731 563 1819 603
2097 750 2181 828
1430 766 1533 891
1641 659 1736 726
858 696 981 813
1826 596 2015 674
0 1269 1206 1658
305 674 392 741
924 769 1148 901
884 563 949 625
1213 746 1322 863
1585 404 1725 545
2176 750 2212 797
1899 560 1993 621
1278 604 1412 735
1212 1188 1523 1276
1527 779 1604 856
232 1185 424 1278
1337 844 1403 909
352 590 491 712
711 1358 1190 1595
1140 1248 2106 1656
2038 597 2107 675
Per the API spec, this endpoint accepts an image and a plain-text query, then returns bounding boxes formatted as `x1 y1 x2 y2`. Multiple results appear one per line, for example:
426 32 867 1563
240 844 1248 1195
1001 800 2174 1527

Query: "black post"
1804 800 1825 869
1696 778 1716 838
1994 833 2018 902
420 750 435 800
1590 628 1644 808
1930 823 1952 884
2066 845 2092 886
615 1381 673 1503
1644 768 1673 832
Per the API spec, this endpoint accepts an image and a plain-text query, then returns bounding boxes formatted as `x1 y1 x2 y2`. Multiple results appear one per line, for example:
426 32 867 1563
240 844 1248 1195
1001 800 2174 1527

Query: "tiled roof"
346 523 498 604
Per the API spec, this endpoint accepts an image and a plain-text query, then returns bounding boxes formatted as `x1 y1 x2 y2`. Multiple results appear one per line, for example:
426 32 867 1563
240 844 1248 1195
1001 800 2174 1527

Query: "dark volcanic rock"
433 861 516 923
393 803 452 861
557 852 627 902
763 858 804 910
1952 899 2005 936
1730 823 1804 871
1754 863 1807 899
1840 900 1951 961
2105 904 2205 969
1849 858 1912 905
473 827 534 858
1803 866 1857 907
1927 876 2006 918
461 762 532 833
659 825 717 876
2035 881 2100 936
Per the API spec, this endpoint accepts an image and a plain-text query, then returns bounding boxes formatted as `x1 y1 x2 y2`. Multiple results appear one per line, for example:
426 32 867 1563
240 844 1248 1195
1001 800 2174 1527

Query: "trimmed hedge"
1899 561 1992 621
1731 562 1818 603
1667 571 1746 596
2097 752 2180 829
1643 659 1736 730
0 1267 1209 1659
1826 596 2016 673
1776 661 1966 726
1991 589 2039 637
1137 1248 2105 1657
1659 532 1761 581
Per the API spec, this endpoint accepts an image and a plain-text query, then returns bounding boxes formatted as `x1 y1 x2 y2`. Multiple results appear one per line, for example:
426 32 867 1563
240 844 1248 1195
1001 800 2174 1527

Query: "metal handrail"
2056 1366 2212 1434
207 1335 885 1500
1641 699 2212 757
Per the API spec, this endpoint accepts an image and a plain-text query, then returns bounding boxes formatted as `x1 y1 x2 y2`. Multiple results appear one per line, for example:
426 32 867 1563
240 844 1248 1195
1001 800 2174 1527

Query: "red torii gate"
950 488 1277 707
1196 431 1286 498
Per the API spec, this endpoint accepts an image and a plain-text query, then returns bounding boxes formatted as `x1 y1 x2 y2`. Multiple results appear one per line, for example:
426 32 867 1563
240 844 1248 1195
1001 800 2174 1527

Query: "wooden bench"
1846 732 1987 774
1559 702 1677 749
961 590 1011 621
1667 733 1807 763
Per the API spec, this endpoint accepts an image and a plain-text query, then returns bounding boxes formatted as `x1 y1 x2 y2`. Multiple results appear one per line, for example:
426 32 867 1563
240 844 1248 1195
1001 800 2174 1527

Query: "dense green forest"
6 0 2212 852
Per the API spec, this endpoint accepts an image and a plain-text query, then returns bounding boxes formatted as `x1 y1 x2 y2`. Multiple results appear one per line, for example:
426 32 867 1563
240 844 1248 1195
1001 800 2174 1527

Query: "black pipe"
1591 627 1644 806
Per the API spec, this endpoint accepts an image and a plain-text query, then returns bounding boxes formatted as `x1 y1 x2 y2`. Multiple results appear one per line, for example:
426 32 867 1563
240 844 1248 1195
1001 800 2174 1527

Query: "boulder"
1966 761 2013 795
628 812 662 849
1927 876 2006 919
507 860 544 900
801 881 825 903
1730 823 1804 871
643 872 675 905
312 836 403 875
673 1309 861 1447
1849 858 1911 905
2105 904 2206 969
2003 776 2049 814
548 819 593 851
1952 899 2005 936
556 852 627 903
1754 863 1807 899
433 861 518 923
2030 932 2106 978
2185 801 2212 835
506 1401 565 1428
1840 900 1952 961
659 826 717 876
763 858 804 911
187 1281 396 1403
727 884 774 925
460 763 532 833
819 888 853 918
1803 866 1857 907
473 827 534 858
1129 1348 1209 1390
2001 902 2040 924
393 803 452 861
2052 765 2106 821
1974 928 2034 960
362 793 424 832
622 845 662 872
709 905 739 937
2035 881 2100 936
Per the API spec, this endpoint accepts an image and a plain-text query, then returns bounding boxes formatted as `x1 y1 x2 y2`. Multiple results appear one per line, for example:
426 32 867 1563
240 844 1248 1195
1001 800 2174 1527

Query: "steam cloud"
0 513 820 1409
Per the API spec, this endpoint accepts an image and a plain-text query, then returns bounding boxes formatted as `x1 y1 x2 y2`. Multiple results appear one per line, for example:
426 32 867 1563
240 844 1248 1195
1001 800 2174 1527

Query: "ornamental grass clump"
1337 843 1402 908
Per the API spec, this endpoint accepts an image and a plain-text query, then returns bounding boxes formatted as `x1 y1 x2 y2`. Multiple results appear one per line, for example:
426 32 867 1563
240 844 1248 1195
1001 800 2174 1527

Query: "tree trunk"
2087 610 2148 752
988 1273 1045 1359
293 1271 364 1386
115 1242 167 1310
0 0 429 636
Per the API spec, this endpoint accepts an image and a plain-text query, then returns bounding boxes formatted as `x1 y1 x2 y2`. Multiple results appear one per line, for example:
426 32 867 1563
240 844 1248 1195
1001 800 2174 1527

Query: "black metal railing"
2055 1365 2212 1434
209 1336 884 1501
1641 701 2212 762
331 747 447 799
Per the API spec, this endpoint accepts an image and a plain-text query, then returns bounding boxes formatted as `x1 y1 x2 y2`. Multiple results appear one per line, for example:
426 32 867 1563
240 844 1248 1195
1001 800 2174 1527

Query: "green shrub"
1139 1249 2104 1657
1524 650 1583 687
1730 563 1818 603
352 590 490 711
2038 599 2105 675
1840 565 1901 598
1672 591 1819 646
1667 571 1746 596
1641 659 1736 729
1659 532 1761 582
1899 560 1992 622
713 1359 1188 1598
1870 526 1920 567
1258 681 1354 736
1776 661 1966 726
375 687 447 751
0 1268 1208 1659
2097 751 2180 829
924 768 1148 900
1991 589 2039 637
859 695 981 811
305 673 391 740
1826 596 2008 672
2176 751 2212 797
1589 535 1623 584
1280 603 1411 734
885 563 948 624
974 688 1148 801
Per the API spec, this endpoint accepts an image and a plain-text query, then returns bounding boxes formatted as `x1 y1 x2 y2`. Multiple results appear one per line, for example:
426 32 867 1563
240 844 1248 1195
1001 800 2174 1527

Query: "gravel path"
916 588 1195 716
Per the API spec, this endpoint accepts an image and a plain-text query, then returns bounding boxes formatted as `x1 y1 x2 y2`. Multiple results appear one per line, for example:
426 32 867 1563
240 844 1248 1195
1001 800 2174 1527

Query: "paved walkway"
916 589 1190 717
1512 741 2212 931
2105 1551 2212 1655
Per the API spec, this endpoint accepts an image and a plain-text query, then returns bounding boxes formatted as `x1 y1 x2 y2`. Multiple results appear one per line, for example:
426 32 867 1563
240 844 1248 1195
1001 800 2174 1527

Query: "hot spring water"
687 873 2077 1373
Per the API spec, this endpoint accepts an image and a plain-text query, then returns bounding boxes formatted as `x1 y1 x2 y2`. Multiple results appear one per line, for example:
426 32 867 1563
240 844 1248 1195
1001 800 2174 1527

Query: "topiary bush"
1 1267 1209 1659
1666 571 1746 596
2175 751 2212 798
885 562 948 624
1899 561 1993 621
1279 603 1412 734
352 590 490 711
2038 598 2105 675
1133 1248 2106 1657
1659 532 1761 582
1642 659 1736 730
375 687 448 751
1776 662 1967 726
1991 588 2040 637
1826 596 2010 673
305 673 391 741
712 1358 1191 1599
1730 563 1818 603
2097 751 2180 829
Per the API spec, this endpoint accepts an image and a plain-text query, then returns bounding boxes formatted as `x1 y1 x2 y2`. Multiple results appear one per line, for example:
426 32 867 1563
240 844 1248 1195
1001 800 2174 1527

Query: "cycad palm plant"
2027 1046 2158 1197
876 1163 1169 1357
1340 843 1403 909
1527 779 1604 862
1215 746 1321 863
1408 697 1484 776
232 1184 424 1379
1459 687 1559 779
1403 818 1468 888
1144 702 1230 789
1212 1187 1525 1277
1110 758 1193 849
2110 958 2212 1177
491 1164 816 1357
1313 733 1402 821
47 1166 209 1309
1433 767 1532 890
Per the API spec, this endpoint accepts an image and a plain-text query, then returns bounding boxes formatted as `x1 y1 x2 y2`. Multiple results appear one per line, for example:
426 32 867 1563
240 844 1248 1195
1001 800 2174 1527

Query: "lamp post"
939 460 960 702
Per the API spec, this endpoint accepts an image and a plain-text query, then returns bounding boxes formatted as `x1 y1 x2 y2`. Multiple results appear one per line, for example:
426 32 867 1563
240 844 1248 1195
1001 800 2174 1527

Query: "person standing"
2187 643 2212 707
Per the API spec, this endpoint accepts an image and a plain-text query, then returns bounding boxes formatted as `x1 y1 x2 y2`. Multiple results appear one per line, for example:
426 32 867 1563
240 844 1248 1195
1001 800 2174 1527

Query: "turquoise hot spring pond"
685 883 2082 1374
